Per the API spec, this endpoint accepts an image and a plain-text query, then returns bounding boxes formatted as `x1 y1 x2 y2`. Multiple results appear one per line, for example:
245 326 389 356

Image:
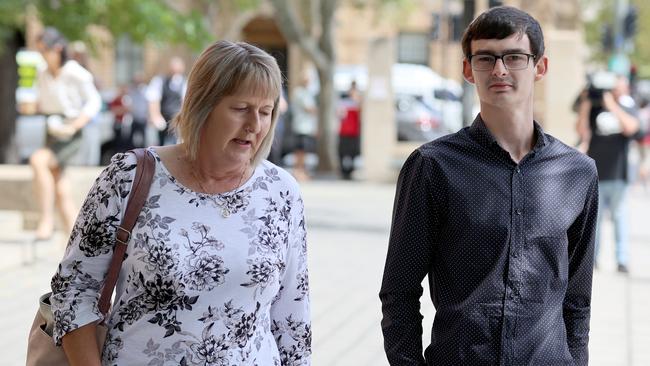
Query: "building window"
397 32 430 65
115 35 143 85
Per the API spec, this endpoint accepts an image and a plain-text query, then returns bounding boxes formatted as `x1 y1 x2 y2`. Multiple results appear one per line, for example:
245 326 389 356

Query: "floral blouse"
50 148 311 365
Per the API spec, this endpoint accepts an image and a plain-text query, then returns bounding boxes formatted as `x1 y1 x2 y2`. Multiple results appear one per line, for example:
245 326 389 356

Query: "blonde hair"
172 40 283 166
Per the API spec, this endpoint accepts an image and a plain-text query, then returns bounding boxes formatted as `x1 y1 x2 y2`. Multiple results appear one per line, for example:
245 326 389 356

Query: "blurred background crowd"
0 0 646 183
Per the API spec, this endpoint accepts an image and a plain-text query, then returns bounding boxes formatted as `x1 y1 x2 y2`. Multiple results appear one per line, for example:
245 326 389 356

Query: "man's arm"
603 92 640 136
379 150 438 366
145 76 167 130
576 98 592 153
564 169 599 366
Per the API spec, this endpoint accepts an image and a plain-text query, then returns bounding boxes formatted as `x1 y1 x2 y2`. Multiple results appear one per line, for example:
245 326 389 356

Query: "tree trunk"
316 65 336 172
0 30 22 163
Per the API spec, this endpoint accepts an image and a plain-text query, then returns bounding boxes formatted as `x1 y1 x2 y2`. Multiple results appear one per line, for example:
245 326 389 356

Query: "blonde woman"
51 41 311 365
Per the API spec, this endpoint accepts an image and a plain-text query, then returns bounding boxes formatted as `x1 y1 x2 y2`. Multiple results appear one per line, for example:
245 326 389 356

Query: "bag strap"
98 148 155 315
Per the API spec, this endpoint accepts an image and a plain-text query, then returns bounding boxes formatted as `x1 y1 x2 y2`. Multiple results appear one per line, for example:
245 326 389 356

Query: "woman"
51 41 311 365
30 27 102 240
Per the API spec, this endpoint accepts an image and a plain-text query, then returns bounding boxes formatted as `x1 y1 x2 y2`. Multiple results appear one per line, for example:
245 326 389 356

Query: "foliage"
34 0 211 51
0 0 213 53
581 0 650 76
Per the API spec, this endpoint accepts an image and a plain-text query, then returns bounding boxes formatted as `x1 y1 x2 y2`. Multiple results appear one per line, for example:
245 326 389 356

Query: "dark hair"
37 27 68 63
461 6 544 60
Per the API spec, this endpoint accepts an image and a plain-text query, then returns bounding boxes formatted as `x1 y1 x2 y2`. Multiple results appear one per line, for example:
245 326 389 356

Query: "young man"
379 6 598 366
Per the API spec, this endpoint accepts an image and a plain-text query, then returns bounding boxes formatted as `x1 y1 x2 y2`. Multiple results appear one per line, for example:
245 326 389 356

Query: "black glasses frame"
468 53 537 71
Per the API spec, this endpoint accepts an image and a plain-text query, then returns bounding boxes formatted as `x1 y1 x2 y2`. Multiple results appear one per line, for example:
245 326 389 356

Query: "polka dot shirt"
379 115 599 366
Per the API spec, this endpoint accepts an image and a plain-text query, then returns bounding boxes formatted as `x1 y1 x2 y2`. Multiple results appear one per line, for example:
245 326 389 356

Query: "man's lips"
489 80 514 89
489 83 513 88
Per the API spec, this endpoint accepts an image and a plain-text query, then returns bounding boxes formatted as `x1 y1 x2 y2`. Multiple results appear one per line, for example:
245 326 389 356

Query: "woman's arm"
50 153 137 355
270 189 311 365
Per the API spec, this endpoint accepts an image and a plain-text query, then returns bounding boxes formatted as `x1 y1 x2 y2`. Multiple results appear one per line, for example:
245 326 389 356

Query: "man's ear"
534 55 548 81
462 59 475 84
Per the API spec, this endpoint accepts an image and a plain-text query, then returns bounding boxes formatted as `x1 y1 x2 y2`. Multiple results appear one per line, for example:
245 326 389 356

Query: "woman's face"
37 42 62 71
200 91 275 168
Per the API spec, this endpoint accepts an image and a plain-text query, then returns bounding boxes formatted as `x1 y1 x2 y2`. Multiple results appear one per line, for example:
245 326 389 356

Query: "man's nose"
491 58 509 76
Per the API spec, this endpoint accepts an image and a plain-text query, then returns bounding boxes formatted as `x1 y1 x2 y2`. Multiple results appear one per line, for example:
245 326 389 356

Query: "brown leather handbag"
26 149 155 365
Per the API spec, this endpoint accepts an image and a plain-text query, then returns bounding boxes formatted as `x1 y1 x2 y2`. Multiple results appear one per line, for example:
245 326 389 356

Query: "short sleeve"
50 152 137 345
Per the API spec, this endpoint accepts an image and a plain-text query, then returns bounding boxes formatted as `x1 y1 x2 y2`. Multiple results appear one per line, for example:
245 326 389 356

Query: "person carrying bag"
26 148 155 365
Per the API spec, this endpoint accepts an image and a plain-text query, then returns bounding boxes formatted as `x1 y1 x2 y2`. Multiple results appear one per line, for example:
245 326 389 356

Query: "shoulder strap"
98 148 155 315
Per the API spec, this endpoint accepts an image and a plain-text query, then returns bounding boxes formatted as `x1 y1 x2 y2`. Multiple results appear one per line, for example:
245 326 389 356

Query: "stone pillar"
361 37 396 182
539 29 585 145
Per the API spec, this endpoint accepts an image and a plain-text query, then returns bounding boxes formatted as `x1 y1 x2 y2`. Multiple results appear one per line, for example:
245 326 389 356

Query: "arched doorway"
242 17 288 80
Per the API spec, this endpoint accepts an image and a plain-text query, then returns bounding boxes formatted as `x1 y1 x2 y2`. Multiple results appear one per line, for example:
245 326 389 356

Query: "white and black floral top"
50 148 311 365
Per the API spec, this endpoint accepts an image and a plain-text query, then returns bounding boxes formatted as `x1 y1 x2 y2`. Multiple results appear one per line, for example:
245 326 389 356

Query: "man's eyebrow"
473 48 530 54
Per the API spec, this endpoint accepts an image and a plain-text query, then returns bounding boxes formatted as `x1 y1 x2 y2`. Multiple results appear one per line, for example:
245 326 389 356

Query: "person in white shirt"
29 27 101 241
291 74 318 180
146 57 187 146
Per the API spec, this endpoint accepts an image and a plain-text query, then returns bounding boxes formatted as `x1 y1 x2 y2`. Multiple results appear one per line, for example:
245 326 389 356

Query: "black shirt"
380 116 599 366
587 103 637 182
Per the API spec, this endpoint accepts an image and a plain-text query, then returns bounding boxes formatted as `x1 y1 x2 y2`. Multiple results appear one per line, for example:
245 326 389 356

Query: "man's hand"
150 114 167 131
602 92 618 111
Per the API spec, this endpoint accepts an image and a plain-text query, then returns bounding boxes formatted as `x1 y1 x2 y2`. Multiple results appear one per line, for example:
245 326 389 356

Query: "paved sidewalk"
0 176 648 365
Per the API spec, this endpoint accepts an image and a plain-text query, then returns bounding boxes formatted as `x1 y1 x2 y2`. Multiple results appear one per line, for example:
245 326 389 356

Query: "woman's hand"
48 124 77 140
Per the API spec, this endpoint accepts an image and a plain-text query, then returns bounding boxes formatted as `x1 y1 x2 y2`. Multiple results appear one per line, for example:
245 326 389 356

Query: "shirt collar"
468 114 548 153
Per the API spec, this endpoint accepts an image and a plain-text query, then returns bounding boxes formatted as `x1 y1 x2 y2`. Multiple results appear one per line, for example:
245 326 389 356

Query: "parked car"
334 63 463 142
395 94 445 142
392 63 463 133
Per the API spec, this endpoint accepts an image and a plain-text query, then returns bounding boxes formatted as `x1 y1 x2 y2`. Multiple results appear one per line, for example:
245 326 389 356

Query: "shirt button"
516 167 521 173
516 209 522 215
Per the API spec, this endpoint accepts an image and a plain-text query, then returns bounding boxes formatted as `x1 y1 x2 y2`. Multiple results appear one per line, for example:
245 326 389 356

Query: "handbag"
26 148 155 365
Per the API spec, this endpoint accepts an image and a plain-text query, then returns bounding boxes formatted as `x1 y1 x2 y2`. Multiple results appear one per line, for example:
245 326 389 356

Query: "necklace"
188 158 248 218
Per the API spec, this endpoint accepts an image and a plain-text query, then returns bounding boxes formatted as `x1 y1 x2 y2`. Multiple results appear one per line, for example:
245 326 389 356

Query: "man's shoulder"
416 128 471 159
544 133 597 173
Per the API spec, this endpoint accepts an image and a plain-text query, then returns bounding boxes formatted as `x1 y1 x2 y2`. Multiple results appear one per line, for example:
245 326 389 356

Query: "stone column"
361 37 396 182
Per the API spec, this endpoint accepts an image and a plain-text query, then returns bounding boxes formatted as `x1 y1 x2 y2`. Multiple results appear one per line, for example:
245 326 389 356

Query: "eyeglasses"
468 53 536 71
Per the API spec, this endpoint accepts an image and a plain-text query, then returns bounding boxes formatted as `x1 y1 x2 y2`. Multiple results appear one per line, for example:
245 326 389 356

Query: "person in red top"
338 81 362 180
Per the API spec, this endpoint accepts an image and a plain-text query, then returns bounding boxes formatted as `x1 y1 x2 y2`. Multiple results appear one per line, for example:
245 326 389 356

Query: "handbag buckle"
115 226 131 245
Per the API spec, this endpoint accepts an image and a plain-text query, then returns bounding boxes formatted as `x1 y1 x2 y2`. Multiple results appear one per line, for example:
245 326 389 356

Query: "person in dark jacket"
380 6 598 365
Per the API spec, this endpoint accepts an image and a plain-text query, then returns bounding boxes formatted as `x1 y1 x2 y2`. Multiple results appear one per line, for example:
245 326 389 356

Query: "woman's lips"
234 138 252 146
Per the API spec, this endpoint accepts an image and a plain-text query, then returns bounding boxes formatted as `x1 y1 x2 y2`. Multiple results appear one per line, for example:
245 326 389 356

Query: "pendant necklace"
189 160 247 218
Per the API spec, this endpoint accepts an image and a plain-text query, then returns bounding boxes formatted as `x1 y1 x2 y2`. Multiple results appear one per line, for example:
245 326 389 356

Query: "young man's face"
462 33 547 110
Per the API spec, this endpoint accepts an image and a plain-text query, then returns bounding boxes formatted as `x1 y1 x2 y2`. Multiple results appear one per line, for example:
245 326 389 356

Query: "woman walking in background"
29 27 101 241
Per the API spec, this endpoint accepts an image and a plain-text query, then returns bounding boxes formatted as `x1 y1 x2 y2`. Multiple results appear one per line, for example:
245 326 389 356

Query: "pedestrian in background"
268 89 289 166
29 27 101 241
50 40 311 365
577 74 641 273
69 40 103 166
125 73 150 149
146 56 187 146
291 73 318 181
337 80 362 180
380 6 598 365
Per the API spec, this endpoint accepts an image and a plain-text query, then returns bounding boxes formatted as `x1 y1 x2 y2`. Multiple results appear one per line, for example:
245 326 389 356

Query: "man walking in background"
577 74 641 273
380 6 599 365
146 56 187 145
